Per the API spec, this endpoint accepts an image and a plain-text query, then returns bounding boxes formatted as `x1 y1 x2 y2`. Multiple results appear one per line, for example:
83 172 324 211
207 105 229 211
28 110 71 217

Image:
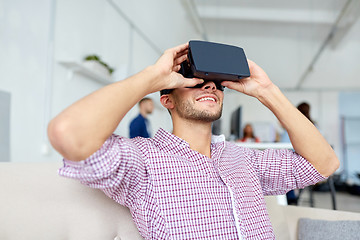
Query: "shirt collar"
211 134 225 144
153 128 225 157
154 128 189 147
154 128 225 144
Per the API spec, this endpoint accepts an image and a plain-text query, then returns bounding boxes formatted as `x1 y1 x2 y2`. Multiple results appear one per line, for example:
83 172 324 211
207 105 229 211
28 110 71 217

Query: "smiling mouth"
197 96 217 102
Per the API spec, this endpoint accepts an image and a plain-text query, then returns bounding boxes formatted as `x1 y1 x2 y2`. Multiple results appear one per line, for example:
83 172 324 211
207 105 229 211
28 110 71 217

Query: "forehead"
144 99 153 105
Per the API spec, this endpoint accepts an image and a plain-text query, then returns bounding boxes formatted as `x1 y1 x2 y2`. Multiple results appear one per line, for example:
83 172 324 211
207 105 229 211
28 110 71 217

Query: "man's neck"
172 120 213 158
139 110 147 118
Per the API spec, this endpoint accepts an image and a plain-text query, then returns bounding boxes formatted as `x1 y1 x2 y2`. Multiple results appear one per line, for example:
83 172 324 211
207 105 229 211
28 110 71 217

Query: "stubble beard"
175 98 223 123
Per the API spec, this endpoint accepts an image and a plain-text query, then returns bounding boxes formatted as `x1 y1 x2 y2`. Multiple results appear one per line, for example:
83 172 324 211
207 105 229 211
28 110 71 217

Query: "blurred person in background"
129 97 154 138
281 101 316 205
239 123 260 143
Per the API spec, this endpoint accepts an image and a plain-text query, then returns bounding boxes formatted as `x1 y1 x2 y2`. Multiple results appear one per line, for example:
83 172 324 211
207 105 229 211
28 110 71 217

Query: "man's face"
143 100 154 114
171 81 224 122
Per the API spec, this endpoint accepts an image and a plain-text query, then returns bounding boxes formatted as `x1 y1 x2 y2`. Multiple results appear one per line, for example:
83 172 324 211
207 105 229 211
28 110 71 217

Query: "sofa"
0 162 142 240
1 162 360 240
264 194 360 239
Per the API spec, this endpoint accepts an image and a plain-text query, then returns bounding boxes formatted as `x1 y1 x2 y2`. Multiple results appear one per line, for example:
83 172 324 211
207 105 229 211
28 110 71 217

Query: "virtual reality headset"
161 40 250 95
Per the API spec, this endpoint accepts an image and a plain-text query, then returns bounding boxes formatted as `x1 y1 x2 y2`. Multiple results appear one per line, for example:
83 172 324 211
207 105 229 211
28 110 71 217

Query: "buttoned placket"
211 139 244 240
227 184 244 240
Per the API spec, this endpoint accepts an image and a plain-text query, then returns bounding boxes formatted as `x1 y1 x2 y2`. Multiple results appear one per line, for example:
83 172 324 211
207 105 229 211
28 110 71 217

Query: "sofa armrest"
265 195 360 240
0 162 142 240
283 205 360 240
297 218 360 240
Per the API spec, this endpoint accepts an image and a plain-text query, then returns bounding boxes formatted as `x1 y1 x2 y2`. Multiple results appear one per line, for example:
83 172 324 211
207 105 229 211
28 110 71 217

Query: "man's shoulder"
131 114 143 121
110 134 157 154
130 114 145 126
222 140 255 156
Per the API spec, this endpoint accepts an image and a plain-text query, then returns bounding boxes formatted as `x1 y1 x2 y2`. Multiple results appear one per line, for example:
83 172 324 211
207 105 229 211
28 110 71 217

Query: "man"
129 97 154 138
48 42 339 239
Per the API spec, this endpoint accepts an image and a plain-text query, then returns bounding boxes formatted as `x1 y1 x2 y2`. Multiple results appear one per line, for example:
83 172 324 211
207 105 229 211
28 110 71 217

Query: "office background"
1 0 360 186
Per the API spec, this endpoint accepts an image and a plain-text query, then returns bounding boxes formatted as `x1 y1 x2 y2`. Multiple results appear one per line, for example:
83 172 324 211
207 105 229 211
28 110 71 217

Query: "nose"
201 81 216 92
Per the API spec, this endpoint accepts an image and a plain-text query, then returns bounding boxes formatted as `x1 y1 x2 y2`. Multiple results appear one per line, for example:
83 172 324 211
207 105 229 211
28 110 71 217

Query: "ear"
160 94 175 110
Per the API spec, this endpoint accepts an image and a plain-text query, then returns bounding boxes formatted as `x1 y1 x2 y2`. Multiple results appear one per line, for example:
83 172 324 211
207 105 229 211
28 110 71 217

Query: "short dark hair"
139 97 152 105
160 89 173 96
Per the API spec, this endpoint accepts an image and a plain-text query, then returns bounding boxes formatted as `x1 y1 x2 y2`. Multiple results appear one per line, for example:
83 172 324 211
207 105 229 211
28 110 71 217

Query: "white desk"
235 142 293 150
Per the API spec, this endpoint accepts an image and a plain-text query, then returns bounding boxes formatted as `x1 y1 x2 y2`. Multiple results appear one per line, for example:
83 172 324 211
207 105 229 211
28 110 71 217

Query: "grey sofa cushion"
298 218 360 240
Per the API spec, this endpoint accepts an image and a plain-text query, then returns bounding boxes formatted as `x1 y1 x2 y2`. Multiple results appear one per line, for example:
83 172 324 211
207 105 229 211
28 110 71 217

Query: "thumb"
181 78 204 88
221 80 246 92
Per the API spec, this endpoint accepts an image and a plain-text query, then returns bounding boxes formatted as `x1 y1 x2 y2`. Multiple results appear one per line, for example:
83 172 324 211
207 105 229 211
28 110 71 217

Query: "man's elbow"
322 154 340 177
47 119 85 161
48 118 65 152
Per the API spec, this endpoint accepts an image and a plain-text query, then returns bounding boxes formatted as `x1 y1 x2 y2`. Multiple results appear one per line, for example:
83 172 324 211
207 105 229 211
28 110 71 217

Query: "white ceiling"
179 0 360 90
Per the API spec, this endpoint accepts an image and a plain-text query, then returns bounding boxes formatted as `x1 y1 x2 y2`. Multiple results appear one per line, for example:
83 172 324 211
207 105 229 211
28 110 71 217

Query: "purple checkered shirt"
59 128 326 239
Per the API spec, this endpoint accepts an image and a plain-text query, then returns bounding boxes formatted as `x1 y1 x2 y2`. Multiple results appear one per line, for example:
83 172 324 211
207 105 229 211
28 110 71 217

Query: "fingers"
161 43 188 71
172 44 189 65
221 80 237 89
162 43 188 62
221 80 246 93
173 64 181 72
172 54 188 72
175 48 188 58
174 53 188 66
173 48 189 72
172 42 189 55
182 77 204 88
171 72 203 87
174 46 189 63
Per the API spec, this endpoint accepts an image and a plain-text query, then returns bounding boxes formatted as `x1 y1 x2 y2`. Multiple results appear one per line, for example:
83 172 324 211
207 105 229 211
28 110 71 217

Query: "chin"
196 111 222 122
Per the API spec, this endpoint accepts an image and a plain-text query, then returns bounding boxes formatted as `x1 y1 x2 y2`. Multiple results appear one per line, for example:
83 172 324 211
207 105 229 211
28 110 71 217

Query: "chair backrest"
0 162 142 240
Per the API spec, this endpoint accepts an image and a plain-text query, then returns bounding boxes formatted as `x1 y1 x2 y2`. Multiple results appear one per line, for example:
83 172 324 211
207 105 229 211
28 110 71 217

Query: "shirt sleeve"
244 147 327 196
58 134 148 207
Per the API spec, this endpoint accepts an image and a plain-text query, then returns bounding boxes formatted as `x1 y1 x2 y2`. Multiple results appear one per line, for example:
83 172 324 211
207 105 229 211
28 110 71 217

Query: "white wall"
52 0 200 160
303 19 360 90
0 0 200 162
339 92 360 183
0 0 53 162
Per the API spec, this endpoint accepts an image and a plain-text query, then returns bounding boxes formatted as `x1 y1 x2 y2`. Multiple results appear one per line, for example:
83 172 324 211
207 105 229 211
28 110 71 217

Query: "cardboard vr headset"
161 40 250 95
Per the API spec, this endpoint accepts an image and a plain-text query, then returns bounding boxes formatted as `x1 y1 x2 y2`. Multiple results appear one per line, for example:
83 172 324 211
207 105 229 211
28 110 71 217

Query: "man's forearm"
258 84 339 177
48 66 158 161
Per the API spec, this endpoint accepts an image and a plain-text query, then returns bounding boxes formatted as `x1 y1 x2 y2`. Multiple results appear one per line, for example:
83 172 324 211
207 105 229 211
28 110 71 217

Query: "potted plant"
83 55 114 76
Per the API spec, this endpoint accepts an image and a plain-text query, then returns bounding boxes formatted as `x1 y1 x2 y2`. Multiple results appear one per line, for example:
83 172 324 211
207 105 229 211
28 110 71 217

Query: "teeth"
199 97 215 102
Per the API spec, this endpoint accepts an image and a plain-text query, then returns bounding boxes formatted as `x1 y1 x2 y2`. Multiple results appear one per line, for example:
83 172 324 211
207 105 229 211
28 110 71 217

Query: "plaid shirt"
59 128 325 239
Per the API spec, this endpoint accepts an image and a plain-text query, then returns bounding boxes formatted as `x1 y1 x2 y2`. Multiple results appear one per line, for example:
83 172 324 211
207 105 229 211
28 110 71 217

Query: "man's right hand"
149 42 203 93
